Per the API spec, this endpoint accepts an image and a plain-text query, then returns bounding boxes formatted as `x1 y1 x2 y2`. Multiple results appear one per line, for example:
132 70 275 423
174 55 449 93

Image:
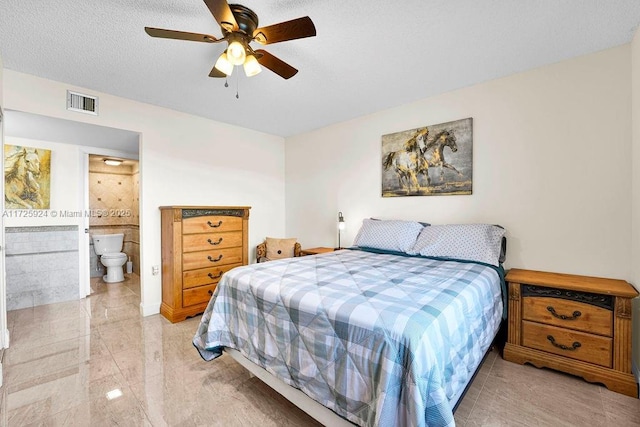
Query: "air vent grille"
66 90 98 115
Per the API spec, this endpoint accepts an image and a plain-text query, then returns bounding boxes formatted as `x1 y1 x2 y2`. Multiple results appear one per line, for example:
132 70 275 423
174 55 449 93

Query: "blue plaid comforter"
193 249 503 426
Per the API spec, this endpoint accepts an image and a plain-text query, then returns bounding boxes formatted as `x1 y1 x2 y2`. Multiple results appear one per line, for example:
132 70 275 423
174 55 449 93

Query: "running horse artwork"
382 127 429 193
4 145 52 209
420 129 463 186
381 118 473 196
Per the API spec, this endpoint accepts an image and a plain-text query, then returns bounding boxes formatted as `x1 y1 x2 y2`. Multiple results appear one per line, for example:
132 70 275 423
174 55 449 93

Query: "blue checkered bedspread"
193 249 503 426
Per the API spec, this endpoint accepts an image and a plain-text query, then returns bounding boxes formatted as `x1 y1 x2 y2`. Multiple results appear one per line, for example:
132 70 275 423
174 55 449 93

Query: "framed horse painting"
381 118 473 197
4 144 52 209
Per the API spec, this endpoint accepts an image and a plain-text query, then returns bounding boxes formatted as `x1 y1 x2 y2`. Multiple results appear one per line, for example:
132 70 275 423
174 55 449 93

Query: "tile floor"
0 274 638 426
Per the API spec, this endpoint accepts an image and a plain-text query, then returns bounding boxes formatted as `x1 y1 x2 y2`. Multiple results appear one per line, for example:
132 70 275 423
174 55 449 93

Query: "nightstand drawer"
523 296 612 336
522 321 612 368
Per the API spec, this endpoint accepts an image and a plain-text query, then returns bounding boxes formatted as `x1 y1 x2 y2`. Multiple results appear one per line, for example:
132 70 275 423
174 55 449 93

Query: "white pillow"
353 219 424 253
408 224 506 266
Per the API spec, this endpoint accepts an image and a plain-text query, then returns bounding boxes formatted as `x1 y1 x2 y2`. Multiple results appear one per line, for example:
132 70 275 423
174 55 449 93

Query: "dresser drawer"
182 215 243 234
522 321 612 368
182 263 241 289
523 297 612 336
182 247 243 271
183 283 218 307
183 231 243 252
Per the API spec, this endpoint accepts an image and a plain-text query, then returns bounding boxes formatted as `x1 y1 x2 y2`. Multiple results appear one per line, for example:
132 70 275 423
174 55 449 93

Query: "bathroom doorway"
88 154 140 295
4 110 140 310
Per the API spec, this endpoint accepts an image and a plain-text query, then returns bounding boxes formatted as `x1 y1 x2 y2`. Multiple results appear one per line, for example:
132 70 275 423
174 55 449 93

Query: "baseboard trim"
140 302 161 317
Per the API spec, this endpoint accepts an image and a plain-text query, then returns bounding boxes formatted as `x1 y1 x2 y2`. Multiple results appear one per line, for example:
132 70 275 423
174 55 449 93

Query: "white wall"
0 53 3 102
0 49 8 369
4 137 81 227
3 70 286 315
286 46 632 281
631 27 640 377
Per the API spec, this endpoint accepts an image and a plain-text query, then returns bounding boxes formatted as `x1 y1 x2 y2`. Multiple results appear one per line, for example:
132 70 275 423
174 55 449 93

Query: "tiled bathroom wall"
5 226 79 310
88 158 140 275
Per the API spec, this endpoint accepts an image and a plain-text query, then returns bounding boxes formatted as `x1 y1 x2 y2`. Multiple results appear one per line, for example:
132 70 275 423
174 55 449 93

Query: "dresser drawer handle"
207 220 223 228
208 272 223 280
207 238 223 246
207 255 223 262
547 335 581 351
547 306 581 321
208 290 214 296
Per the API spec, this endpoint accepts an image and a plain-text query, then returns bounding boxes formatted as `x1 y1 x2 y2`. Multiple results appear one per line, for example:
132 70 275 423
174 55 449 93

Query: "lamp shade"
227 41 246 66
243 55 262 77
214 52 233 76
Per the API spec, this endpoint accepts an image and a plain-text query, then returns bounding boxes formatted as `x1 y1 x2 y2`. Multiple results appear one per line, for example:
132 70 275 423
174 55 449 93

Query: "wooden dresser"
504 268 638 397
160 206 250 323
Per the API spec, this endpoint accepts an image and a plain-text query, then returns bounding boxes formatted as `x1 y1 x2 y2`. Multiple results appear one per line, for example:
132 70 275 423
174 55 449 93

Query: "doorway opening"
88 155 140 297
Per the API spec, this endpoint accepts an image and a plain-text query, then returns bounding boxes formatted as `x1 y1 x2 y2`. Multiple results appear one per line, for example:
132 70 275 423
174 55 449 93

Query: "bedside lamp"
337 211 345 249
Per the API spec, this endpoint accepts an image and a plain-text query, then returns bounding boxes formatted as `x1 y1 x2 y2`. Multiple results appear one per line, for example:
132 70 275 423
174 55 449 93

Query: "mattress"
193 249 504 426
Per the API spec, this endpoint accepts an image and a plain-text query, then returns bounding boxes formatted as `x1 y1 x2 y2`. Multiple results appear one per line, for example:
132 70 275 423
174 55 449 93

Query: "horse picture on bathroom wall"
4 144 52 209
381 117 473 197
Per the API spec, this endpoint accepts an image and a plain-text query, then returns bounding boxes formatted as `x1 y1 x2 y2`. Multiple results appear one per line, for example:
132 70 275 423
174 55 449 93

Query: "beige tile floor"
0 274 638 426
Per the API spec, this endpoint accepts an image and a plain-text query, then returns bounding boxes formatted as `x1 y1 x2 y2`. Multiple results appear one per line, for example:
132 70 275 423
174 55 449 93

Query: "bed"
193 221 506 427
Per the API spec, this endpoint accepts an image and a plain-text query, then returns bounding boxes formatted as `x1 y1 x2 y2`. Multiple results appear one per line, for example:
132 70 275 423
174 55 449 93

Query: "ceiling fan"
144 0 316 79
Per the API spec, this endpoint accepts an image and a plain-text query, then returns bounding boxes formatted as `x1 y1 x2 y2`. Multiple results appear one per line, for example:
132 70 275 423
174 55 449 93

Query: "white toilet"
92 233 128 283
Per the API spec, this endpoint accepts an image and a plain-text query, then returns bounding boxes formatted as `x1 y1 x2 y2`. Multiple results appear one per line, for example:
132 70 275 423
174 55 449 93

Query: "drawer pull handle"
208 255 223 262
547 306 581 321
207 238 223 246
547 335 581 351
207 220 223 228
208 290 213 296
208 272 223 280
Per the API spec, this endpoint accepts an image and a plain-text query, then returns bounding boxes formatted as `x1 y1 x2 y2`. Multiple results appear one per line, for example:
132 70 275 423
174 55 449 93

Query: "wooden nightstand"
503 268 638 397
300 247 335 256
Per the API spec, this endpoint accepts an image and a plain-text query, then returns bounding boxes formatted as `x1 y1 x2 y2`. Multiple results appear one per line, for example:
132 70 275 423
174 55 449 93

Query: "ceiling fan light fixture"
227 40 246 66
243 55 262 77
144 1 317 80
214 51 234 76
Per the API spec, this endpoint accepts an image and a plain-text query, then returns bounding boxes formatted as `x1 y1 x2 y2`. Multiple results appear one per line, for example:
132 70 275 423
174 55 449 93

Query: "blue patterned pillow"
353 219 424 252
408 224 506 266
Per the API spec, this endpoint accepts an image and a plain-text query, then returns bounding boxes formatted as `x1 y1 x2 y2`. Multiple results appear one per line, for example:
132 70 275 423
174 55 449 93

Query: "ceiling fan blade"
203 0 238 31
145 27 219 43
209 65 226 78
253 16 316 45
255 50 298 79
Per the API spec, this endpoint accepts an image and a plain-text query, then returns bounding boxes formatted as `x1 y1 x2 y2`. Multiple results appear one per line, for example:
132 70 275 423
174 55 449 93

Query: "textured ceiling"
1 1 640 137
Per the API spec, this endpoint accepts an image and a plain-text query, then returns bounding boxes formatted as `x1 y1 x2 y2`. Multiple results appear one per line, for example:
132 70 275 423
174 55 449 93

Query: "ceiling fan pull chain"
224 77 229 88
236 71 240 99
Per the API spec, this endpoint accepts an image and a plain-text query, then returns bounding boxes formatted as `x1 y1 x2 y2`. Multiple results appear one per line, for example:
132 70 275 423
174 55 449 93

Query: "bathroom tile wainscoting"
5 226 79 310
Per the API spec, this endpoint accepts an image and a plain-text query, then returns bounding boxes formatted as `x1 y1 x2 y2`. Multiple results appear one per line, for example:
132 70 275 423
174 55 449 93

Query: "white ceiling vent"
66 90 98 115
